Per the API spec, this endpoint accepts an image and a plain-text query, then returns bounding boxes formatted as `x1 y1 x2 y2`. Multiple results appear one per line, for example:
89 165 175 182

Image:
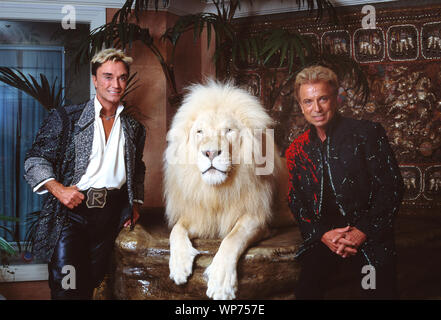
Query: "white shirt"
75 97 126 190
34 97 127 194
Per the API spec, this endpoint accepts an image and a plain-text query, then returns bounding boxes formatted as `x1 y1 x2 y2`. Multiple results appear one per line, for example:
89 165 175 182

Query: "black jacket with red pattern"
286 114 404 267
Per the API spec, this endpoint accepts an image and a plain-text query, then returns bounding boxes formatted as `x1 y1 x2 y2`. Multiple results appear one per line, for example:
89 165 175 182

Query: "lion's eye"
226 128 232 133
197 129 202 134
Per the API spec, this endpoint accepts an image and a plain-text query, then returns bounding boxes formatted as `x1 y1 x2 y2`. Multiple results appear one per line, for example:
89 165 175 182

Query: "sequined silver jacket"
286 115 404 267
24 99 146 262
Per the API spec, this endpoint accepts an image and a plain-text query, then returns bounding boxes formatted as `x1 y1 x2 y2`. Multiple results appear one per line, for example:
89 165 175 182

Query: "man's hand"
124 203 140 228
45 180 84 209
340 227 366 249
334 227 367 258
321 226 358 258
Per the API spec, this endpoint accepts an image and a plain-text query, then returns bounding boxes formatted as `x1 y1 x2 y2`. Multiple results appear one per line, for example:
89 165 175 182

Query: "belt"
75 184 128 210
68 184 128 224
82 185 127 209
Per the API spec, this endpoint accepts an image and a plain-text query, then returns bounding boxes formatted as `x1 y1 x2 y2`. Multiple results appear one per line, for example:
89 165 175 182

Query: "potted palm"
74 0 369 108
0 215 19 259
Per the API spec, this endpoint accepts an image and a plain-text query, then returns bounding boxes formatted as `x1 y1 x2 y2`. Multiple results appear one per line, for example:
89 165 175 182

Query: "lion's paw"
169 243 199 285
204 258 237 300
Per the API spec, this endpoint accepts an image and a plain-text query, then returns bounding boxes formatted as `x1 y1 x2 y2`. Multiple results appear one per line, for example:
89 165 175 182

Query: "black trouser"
294 242 397 300
48 185 129 300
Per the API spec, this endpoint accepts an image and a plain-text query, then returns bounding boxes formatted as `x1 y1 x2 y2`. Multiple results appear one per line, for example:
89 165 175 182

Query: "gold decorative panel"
227 3 441 208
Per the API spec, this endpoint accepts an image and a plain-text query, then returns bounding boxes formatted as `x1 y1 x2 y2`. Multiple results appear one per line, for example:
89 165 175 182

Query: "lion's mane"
164 81 283 239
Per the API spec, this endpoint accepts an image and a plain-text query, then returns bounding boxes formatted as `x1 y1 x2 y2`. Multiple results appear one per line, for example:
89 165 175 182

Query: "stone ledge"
94 207 441 299
104 210 302 300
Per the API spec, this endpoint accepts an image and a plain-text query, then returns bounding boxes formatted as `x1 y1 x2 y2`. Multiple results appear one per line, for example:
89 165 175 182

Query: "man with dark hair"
286 65 404 299
24 48 146 299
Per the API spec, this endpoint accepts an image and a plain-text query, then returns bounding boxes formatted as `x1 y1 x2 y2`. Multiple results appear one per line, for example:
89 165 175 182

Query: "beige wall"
106 9 215 207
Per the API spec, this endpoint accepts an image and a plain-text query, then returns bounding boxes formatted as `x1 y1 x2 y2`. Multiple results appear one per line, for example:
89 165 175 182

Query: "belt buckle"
86 187 107 209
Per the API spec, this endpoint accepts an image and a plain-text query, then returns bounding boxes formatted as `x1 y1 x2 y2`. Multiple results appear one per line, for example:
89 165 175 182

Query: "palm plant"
0 215 20 258
0 66 139 111
0 67 64 110
74 0 369 104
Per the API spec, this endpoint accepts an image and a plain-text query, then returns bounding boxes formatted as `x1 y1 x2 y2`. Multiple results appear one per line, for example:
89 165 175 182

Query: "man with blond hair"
286 65 403 299
24 48 146 299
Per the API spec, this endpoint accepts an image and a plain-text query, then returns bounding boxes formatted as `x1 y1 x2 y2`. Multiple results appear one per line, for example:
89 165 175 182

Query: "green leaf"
0 236 16 255
0 67 63 110
0 215 20 223
263 44 281 65
206 21 212 50
121 72 140 101
279 41 288 67
193 17 200 42
292 35 304 66
112 1 170 24
288 40 295 73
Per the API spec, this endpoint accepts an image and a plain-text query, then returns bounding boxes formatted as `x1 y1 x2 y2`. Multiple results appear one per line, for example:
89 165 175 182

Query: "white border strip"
0 264 48 282
0 0 126 9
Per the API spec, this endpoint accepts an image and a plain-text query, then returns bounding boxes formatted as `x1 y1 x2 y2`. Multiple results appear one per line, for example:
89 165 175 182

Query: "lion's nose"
203 150 222 160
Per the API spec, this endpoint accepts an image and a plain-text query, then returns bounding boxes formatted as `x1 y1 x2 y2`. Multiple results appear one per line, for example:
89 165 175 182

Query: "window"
0 45 64 243
0 20 90 252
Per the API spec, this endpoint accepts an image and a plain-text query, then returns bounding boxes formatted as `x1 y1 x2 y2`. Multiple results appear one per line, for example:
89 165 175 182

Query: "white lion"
164 80 293 300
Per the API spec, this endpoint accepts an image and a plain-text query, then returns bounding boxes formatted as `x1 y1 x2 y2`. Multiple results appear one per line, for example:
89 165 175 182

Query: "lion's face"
191 112 241 185
164 81 287 236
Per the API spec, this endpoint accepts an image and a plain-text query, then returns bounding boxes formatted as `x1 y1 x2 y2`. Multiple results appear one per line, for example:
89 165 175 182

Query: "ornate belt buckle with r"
86 187 107 208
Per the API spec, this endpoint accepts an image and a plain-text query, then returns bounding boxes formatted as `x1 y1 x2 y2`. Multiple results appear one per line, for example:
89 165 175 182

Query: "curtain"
0 47 63 242
0 49 19 242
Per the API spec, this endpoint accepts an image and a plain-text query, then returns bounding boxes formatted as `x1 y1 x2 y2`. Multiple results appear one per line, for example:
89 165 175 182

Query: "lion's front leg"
169 220 199 285
204 215 266 300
